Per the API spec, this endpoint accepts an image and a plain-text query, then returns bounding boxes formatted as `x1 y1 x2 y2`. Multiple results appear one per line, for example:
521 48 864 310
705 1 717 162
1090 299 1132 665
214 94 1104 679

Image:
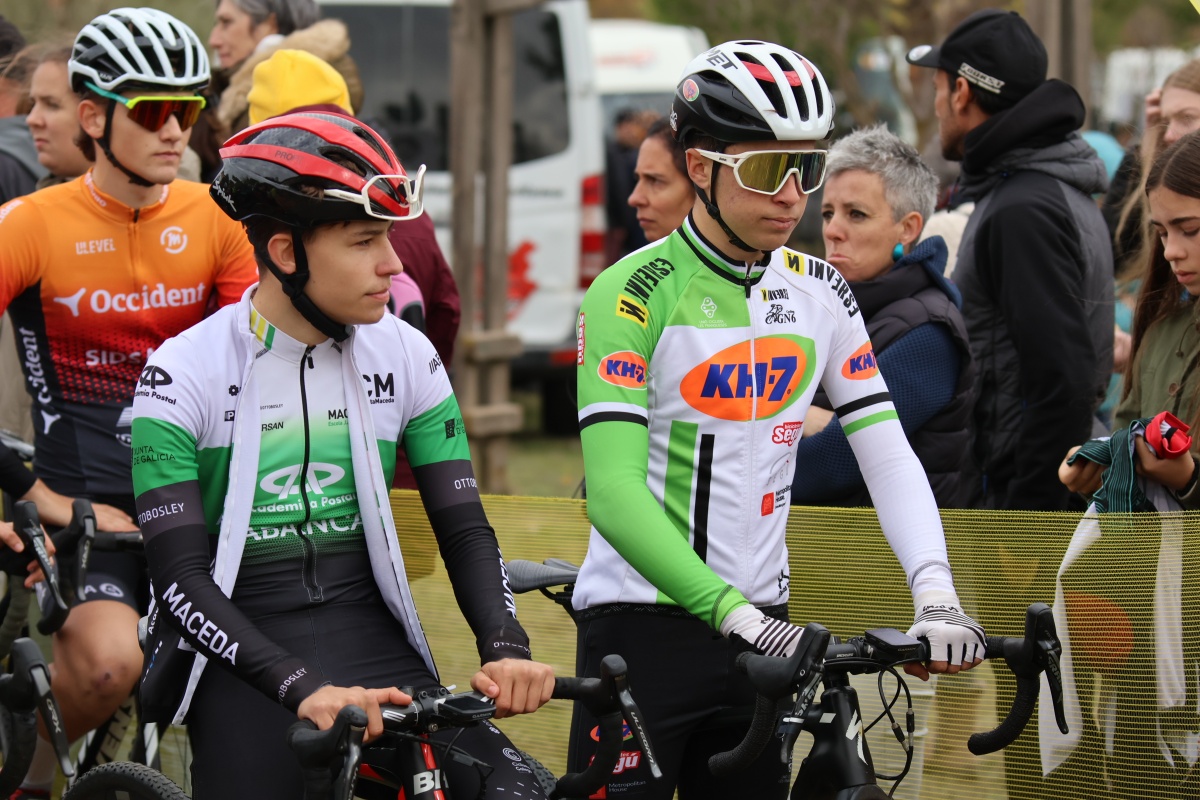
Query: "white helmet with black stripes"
672 40 834 144
69 7 209 93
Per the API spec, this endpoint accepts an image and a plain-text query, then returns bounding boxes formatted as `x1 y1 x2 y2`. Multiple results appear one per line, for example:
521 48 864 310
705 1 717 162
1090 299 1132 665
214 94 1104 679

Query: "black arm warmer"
412 460 531 662
139 480 327 712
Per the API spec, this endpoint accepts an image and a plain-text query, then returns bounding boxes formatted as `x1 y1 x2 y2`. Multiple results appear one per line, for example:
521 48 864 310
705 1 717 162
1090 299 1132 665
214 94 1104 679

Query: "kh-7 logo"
680 336 815 421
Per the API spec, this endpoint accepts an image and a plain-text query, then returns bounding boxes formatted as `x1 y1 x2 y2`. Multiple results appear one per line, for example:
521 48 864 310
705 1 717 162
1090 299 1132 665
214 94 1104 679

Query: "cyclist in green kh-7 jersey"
569 40 986 799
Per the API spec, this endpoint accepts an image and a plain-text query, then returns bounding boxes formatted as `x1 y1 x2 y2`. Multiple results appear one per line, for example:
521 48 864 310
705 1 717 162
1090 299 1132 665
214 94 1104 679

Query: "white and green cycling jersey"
573 217 954 628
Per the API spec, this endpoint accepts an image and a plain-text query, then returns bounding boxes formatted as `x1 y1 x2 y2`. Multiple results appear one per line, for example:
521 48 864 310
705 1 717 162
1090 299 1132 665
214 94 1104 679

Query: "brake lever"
9 503 69 634
50 499 96 606
776 656 824 763
1027 602 1068 734
29 655 73 777
614 678 662 779
8 638 72 776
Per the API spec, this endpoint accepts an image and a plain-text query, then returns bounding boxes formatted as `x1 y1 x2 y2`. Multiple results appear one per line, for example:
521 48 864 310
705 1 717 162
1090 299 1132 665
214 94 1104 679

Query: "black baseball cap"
906 10 1047 108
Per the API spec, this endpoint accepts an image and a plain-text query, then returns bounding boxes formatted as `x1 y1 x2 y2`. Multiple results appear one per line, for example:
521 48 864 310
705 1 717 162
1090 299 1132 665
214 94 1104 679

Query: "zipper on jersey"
744 274 757 577
297 346 323 603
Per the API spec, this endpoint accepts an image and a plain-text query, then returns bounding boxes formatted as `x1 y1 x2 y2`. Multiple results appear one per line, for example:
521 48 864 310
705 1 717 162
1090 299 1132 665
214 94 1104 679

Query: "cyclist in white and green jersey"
131 112 555 800
568 41 987 799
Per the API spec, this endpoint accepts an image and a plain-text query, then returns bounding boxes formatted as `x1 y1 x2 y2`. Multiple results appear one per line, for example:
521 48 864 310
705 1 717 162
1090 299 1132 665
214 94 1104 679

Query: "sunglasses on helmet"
693 148 828 196
85 81 206 133
324 165 427 222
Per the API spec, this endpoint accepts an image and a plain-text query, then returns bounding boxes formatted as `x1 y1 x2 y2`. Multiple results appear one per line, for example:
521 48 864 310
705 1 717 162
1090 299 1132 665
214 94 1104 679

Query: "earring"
892 243 904 262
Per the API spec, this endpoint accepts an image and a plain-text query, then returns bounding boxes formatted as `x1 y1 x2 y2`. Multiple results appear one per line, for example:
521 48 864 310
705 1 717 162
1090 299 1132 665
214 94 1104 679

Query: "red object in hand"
1146 411 1193 458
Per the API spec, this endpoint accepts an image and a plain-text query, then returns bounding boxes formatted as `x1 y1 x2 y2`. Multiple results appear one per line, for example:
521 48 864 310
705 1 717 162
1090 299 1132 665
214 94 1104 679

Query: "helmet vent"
737 53 786 118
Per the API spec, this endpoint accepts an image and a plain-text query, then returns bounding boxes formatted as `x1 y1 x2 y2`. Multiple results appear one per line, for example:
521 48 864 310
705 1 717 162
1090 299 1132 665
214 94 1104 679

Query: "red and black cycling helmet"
211 110 424 227
211 111 425 342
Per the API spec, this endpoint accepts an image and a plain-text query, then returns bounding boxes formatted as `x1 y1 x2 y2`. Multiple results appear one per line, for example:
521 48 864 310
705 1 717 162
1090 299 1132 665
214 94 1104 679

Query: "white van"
319 0 606 387
589 19 709 130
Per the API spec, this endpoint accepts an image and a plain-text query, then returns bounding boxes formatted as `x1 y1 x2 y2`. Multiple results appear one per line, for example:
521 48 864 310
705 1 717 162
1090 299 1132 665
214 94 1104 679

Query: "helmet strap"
265 229 352 343
697 165 760 256
96 100 156 188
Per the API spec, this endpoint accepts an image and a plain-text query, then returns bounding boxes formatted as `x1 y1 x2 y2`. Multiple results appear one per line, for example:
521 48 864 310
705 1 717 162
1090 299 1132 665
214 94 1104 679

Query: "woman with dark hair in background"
1063 129 1200 502
626 117 694 242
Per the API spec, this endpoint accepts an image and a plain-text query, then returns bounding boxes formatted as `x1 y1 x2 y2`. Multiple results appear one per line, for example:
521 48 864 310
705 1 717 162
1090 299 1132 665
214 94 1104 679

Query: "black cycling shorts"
188 589 549 800
568 606 791 800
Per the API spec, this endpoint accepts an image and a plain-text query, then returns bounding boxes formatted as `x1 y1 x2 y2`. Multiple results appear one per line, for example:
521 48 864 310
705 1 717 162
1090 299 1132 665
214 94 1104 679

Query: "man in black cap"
908 9 1113 512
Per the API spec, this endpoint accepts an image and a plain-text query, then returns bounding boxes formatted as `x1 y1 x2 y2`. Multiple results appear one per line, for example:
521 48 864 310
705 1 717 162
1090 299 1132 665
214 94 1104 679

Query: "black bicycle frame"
791 672 889 800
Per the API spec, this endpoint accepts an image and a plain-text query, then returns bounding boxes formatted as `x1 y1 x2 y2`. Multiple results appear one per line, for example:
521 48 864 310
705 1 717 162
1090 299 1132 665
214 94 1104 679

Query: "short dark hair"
645 117 687 179
243 217 355 274
941 69 1010 117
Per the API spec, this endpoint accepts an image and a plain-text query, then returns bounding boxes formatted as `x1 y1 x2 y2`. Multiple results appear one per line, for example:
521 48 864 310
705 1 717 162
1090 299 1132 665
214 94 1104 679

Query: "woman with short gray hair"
792 124 978 508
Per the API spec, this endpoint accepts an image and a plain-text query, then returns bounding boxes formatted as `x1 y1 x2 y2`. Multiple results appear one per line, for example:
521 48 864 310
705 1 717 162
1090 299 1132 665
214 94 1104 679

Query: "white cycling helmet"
69 7 209 94
671 41 834 144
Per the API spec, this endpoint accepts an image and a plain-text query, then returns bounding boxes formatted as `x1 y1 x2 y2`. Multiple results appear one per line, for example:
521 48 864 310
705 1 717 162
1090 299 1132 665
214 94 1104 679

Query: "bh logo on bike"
413 768 445 793
680 335 814 421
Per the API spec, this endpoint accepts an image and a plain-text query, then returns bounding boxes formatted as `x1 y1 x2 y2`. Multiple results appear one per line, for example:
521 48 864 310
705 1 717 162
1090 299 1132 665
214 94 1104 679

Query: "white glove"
720 605 804 658
907 590 986 666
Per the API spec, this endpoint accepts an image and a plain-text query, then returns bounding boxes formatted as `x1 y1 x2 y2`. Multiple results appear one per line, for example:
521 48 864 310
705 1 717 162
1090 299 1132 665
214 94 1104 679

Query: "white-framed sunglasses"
325 164 427 221
693 148 828 196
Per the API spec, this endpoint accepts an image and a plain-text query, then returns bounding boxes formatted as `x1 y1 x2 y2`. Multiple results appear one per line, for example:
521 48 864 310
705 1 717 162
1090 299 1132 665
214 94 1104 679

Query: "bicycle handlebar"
285 655 660 800
710 603 1067 776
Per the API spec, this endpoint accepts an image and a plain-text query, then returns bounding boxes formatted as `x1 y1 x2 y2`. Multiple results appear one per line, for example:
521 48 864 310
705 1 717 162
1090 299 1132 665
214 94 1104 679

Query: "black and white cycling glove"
906 590 986 666
720 605 804 658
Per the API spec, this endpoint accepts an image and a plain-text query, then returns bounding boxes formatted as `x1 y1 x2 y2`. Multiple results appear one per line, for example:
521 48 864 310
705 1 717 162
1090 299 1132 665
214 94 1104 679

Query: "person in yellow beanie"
247 48 352 124
242 47 462 493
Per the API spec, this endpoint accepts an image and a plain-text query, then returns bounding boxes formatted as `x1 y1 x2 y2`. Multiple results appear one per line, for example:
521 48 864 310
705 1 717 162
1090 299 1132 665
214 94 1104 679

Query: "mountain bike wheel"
63 762 190 800
0 704 39 798
517 750 559 798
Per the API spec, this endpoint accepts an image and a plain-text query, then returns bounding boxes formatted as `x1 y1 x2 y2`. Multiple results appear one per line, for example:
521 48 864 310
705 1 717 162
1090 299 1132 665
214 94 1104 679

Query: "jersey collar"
677 214 770 288
249 300 320 364
81 169 170 223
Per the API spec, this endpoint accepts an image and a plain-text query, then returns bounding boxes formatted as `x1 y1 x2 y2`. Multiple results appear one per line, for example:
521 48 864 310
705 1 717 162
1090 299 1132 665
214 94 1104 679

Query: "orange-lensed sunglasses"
86 81 206 133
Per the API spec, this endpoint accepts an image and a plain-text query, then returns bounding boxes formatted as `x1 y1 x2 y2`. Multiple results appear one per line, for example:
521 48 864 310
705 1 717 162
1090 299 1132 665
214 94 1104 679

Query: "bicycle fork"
71 695 161 782
790 675 889 800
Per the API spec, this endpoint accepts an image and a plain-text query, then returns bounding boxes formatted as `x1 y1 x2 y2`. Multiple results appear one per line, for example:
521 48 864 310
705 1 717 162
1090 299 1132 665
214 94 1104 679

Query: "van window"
329 4 570 170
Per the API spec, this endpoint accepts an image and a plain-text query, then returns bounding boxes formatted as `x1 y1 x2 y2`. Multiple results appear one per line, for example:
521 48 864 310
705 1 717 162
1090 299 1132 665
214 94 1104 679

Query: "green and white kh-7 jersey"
574 217 953 629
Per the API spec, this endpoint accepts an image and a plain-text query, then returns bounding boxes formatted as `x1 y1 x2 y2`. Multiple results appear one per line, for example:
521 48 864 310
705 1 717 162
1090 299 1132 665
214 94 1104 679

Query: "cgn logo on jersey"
599 351 647 389
680 335 814 421
841 342 878 380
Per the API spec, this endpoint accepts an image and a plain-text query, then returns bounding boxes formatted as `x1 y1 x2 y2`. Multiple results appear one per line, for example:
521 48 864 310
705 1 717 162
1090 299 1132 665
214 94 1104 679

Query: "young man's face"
706 140 814 256
304 219 402 326
81 88 196 186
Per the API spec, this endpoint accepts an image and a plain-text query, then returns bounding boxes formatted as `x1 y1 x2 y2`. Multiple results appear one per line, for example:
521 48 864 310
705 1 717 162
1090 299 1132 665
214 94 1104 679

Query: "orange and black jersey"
0 171 257 496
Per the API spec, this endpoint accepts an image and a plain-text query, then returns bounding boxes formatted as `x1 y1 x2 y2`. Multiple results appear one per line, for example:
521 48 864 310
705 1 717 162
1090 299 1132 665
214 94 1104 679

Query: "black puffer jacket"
951 79 1114 511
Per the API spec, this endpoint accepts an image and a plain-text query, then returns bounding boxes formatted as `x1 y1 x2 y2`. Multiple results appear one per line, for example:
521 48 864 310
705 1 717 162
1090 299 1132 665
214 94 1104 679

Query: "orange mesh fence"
393 492 1200 800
